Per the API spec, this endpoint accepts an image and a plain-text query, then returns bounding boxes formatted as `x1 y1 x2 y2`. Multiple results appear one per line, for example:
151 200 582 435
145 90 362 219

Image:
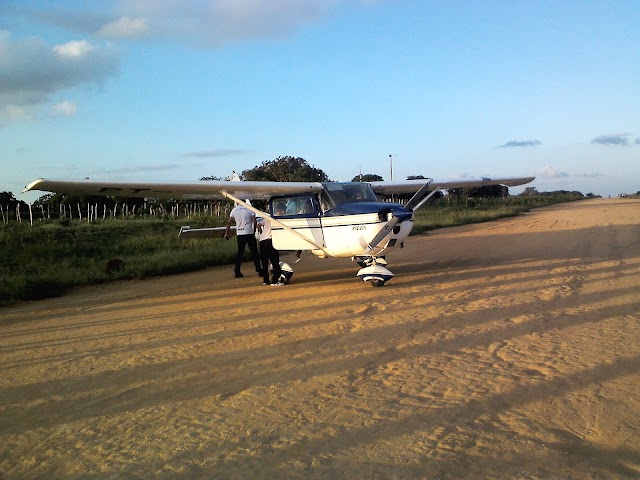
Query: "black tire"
371 279 385 287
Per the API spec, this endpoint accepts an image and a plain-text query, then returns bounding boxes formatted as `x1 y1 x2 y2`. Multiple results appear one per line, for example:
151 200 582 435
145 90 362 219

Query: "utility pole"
389 154 393 181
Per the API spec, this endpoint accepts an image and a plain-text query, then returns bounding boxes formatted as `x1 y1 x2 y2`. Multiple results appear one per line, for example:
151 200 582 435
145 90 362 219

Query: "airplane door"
270 195 325 251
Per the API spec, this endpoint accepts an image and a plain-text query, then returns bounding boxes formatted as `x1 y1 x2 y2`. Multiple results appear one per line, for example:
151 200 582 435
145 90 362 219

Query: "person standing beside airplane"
257 215 283 286
224 203 263 278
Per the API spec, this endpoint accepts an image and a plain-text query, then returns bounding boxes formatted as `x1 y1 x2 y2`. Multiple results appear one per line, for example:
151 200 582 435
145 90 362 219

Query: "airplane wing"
370 176 535 196
23 178 323 200
24 175 534 200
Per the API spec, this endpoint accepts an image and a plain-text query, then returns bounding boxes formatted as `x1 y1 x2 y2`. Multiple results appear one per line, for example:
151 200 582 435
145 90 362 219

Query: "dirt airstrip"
1 198 639 479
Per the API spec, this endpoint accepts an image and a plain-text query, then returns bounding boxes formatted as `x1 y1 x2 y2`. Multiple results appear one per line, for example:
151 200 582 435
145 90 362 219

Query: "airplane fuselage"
269 183 414 258
275 208 413 258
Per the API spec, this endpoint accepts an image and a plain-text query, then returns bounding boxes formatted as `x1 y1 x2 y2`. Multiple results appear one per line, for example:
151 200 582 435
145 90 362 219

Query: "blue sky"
2 0 639 202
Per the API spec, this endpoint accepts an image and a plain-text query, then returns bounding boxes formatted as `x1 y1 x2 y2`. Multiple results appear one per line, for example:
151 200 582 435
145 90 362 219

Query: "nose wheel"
355 258 394 287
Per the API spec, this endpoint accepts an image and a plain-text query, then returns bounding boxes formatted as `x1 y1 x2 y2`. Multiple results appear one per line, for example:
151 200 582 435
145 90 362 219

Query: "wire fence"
1 201 233 226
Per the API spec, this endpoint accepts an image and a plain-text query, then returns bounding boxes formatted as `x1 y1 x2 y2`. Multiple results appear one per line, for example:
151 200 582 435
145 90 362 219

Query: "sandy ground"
1 198 639 480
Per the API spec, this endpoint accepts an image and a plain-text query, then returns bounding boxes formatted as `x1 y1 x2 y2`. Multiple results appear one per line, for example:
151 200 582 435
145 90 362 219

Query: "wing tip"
501 176 536 187
22 178 46 193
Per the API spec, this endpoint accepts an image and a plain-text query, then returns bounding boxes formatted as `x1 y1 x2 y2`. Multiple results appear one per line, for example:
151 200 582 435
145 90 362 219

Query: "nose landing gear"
354 256 393 287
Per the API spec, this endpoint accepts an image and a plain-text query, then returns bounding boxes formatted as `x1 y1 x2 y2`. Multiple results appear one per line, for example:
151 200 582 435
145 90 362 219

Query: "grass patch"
0 218 237 306
411 194 582 234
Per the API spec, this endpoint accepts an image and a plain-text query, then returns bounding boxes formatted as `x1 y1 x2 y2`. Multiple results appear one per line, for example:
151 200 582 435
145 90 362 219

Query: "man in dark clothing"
224 204 263 278
257 216 283 285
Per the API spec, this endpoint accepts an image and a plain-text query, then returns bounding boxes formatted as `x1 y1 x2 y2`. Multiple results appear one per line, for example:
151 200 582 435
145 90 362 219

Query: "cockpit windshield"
321 182 378 208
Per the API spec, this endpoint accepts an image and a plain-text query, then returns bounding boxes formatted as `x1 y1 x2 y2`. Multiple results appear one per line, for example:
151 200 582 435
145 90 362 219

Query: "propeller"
365 180 436 253
365 214 402 253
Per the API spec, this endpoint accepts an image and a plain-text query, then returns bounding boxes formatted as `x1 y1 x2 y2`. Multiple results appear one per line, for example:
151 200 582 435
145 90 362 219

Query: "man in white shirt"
257 216 282 285
224 204 263 278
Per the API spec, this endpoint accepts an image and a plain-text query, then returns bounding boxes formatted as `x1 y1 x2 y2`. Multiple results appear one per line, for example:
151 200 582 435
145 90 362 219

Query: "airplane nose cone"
378 206 413 222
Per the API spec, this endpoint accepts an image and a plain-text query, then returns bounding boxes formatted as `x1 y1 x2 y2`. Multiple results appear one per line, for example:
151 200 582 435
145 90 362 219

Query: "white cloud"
53 40 94 58
53 100 77 116
19 1 368 47
0 31 118 126
539 165 605 180
97 16 149 38
539 165 569 178
108 0 341 47
0 105 32 124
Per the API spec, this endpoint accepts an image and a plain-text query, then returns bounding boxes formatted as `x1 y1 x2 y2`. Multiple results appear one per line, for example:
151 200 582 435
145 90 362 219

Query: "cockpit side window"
270 195 320 218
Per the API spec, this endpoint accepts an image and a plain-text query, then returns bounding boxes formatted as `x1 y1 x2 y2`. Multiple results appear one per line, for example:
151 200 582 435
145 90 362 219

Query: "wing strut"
221 191 330 255
409 187 442 212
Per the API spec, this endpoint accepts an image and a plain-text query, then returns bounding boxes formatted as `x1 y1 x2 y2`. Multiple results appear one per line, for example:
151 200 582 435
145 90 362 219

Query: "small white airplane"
24 174 534 286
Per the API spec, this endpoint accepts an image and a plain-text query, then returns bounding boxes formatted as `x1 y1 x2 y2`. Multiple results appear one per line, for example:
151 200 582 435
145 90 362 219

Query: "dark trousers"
260 238 281 284
235 234 262 275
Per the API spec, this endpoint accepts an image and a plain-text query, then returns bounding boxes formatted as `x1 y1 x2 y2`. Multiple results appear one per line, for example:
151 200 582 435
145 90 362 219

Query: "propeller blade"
365 215 401 253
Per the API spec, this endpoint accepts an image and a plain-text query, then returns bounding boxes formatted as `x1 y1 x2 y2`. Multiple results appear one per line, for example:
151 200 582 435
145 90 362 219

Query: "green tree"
32 193 56 208
466 185 509 198
351 173 384 182
242 156 330 182
1 191 28 208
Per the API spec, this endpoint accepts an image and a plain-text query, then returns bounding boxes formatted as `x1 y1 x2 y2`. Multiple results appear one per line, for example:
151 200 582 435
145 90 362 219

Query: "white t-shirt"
257 217 272 241
229 206 255 235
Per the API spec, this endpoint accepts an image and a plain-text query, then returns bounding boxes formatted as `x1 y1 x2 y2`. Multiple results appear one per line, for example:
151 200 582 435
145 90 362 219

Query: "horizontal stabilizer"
178 226 234 239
